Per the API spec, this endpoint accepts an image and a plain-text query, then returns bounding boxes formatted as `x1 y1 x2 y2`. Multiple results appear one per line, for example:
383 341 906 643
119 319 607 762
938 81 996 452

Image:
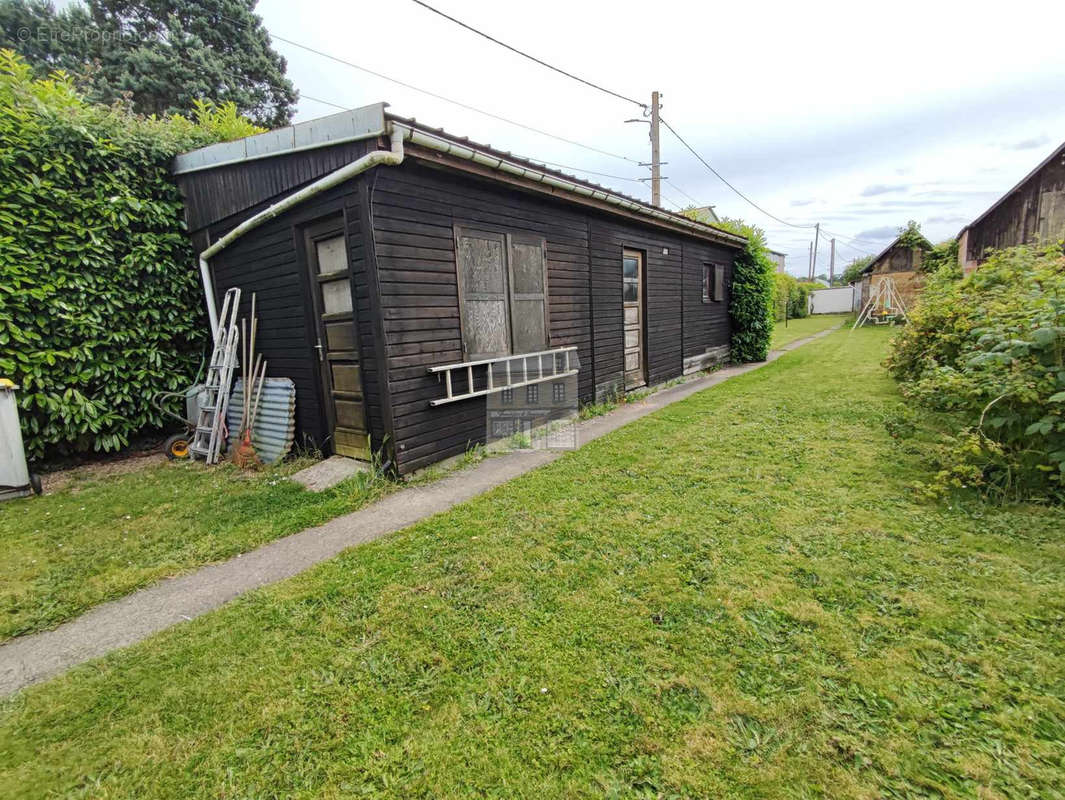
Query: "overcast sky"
256 0 1064 277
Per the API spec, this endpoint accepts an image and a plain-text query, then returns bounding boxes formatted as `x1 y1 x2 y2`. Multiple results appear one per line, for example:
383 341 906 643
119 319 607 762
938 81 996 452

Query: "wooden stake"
250 360 268 429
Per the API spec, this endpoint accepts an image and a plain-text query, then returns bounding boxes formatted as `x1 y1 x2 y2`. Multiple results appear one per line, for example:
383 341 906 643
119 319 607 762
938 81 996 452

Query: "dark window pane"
623 280 638 302
623 257 638 279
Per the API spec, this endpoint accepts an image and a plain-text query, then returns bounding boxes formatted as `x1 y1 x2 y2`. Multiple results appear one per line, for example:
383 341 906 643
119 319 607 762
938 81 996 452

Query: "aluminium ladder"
189 288 241 464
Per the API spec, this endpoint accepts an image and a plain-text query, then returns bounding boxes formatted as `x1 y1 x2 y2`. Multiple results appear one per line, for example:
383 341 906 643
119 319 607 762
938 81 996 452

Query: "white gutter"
196 120 742 336
400 126 745 247
197 125 406 337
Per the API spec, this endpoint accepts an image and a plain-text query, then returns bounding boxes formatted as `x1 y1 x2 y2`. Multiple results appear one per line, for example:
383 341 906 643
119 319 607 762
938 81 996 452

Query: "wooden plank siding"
369 162 738 474
965 146 1065 263
176 148 739 476
196 179 386 456
177 140 376 233
369 163 594 474
682 241 735 362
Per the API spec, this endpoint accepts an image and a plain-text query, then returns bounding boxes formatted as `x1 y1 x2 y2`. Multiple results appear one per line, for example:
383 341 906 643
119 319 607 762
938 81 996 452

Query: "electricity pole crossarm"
624 91 662 208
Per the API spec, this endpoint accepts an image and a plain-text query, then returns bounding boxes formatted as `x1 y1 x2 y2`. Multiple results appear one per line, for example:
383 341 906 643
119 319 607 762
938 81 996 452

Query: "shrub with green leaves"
714 217 775 362
771 275 816 321
886 243 1065 501
0 50 261 460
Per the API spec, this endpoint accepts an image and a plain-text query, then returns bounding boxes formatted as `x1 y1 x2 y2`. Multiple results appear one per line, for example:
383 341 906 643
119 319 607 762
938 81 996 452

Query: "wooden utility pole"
829 238 836 284
811 222 821 280
650 91 661 208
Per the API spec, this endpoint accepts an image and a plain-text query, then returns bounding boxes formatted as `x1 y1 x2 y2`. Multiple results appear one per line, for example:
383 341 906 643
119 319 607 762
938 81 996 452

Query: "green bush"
885 243 1065 501
921 238 961 278
0 50 261 460
772 273 795 321
772 274 821 321
713 218 775 362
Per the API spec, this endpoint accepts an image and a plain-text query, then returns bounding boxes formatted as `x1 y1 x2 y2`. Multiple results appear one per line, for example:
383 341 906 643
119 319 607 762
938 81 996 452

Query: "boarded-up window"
455 229 510 360
455 227 550 359
507 234 549 354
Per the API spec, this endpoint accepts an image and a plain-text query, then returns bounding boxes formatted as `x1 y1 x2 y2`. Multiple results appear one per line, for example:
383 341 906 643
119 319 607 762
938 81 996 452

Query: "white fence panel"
809 286 856 314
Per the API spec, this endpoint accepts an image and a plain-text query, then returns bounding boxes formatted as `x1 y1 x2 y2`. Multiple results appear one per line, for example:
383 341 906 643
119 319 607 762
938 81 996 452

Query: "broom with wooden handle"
234 294 262 468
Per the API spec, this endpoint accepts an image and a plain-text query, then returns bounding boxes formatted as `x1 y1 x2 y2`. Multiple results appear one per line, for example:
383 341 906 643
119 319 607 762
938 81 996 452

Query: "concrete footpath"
0 327 839 696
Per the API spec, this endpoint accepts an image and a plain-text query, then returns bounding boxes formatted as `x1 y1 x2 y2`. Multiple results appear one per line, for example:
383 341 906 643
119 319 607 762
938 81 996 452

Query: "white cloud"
251 0 1065 276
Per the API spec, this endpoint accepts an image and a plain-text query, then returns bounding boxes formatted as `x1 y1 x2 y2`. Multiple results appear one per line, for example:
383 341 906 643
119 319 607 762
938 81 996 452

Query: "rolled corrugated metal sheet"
226 378 296 464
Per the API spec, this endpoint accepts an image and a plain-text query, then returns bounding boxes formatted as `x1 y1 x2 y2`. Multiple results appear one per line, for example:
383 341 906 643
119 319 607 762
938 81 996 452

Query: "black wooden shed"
174 103 745 474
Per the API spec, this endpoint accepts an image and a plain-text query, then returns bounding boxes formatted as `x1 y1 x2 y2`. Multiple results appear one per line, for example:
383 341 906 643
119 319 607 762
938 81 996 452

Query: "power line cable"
659 116 817 230
821 227 888 247
658 185 687 211
293 1 888 247
271 32 642 164
186 0 882 242
300 91 649 190
832 237 879 258
401 1 830 235
664 179 701 206
408 0 646 110
181 0 643 165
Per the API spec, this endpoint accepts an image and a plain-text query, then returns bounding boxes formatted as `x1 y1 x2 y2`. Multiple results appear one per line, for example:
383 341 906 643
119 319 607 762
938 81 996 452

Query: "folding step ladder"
189 288 241 464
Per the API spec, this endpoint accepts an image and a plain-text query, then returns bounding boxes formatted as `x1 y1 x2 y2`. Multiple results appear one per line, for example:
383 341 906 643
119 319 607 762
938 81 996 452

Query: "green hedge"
713 218 775 362
886 243 1065 501
0 51 261 460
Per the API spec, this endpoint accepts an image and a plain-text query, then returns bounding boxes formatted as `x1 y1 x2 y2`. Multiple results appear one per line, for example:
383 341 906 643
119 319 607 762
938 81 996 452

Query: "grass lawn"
771 313 850 349
0 458 393 641
3 328 1064 798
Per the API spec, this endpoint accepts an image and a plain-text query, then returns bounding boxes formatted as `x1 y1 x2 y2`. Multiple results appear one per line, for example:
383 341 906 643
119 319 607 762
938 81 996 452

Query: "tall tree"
0 0 297 127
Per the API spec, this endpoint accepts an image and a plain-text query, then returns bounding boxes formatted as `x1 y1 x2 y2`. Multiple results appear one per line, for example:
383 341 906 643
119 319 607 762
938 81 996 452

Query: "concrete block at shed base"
292 455 369 492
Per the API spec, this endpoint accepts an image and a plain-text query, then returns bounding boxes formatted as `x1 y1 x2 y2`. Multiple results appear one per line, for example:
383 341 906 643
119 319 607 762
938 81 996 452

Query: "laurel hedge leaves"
886 243 1065 501
709 217 776 362
0 50 261 460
